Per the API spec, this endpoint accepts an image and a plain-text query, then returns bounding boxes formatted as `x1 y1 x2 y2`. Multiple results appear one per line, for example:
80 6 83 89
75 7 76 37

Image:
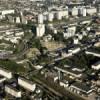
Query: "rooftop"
71 82 94 93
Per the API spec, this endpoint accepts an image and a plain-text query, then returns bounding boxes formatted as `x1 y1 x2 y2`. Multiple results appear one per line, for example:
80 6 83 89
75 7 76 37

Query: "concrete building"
34 65 43 70
68 47 80 54
36 24 45 37
5 85 21 98
82 7 87 17
54 65 83 79
79 7 87 16
15 17 21 24
56 10 63 20
72 7 78 16
0 51 13 59
92 61 100 70
0 68 12 79
18 77 36 92
0 76 6 83
48 12 54 22
38 14 44 24
68 82 95 96
56 10 69 20
0 9 14 15
63 26 76 38
59 76 74 88
15 32 24 36
0 27 24 44
73 36 79 44
78 33 83 40
20 11 28 24
86 7 97 15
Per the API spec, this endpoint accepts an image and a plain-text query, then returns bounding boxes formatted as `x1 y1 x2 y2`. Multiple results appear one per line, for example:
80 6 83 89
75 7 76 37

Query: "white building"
0 68 12 79
73 37 79 44
56 11 63 20
15 32 24 36
16 17 21 24
38 14 44 24
68 82 94 96
5 31 13 35
0 10 14 15
76 33 83 40
5 85 21 98
72 7 78 16
2 28 24 44
60 80 69 88
34 65 43 70
18 77 36 92
86 7 97 15
68 47 80 54
0 76 6 83
56 10 69 20
54 66 82 78
10 37 20 44
4 36 21 44
79 7 87 16
92 61 100 70
48 12 54 22
63 26 76 38
36 24 45 37
20 11 28 24
82 8 87 17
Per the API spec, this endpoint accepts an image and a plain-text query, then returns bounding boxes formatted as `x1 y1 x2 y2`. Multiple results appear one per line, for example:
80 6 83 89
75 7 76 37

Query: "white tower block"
36 24 45 37
38 14 44 24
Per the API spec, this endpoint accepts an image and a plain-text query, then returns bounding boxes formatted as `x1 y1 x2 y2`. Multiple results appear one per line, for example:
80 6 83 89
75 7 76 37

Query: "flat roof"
87 47 100 54
18 77 35 85
5 84 21 92
93 61 100 66
55 66 82 76
63 76 74 82
71 82 93 93
0 67 12 73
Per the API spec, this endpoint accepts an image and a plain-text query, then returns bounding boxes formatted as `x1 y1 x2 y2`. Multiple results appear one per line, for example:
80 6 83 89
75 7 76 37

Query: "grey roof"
72 82 93 93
